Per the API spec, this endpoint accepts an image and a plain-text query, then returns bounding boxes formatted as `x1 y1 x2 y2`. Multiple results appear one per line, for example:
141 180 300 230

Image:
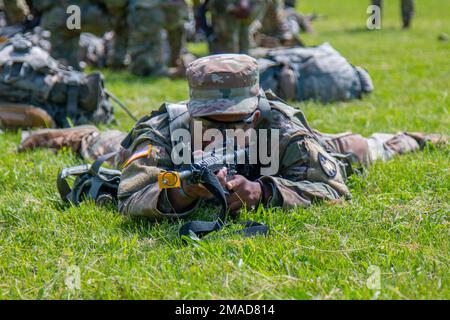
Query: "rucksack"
0 34 114 129
258 43 374 103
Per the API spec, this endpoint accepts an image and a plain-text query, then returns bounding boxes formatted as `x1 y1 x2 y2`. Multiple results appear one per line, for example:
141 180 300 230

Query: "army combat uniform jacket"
117 93 354 220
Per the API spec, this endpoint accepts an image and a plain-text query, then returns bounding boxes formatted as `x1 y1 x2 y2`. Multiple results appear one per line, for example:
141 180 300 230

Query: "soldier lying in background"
255 43 374 103
18 54 448 220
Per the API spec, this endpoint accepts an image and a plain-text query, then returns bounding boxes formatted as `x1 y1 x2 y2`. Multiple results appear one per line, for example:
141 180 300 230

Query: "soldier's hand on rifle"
182 167 228 200
168 168 229 213
225 175 262 213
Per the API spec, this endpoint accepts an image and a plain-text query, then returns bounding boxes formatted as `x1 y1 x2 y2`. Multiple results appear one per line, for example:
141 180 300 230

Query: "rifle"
158 145 249 222
158 145 267 239
158 145 249 190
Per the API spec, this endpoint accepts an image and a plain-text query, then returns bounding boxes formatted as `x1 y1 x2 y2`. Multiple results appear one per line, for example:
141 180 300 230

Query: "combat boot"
18 125 100 153
405 132 449 148
402 17 411 29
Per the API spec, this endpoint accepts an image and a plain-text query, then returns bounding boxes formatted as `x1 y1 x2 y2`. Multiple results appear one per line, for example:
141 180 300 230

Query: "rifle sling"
180 220 269 239
179 167 269 240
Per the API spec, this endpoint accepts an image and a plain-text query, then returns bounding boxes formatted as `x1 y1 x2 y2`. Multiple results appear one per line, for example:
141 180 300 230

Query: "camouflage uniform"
128 0 189 74
371 0 415 29
30 0 174 75
161 0 189 68
257 0 300 47
207 0 268 54
284 0 314 34
18 54 448 220
195 0 295 53
30 0 117 68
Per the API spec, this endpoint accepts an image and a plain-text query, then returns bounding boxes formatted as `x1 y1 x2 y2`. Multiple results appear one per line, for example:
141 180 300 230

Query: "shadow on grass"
345 26 401 33
90 67 186 87
318 25 405 37
118 203 242 245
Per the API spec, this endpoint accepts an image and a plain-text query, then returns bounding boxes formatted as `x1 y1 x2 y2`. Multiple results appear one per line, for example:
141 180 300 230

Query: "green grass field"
0 0 449 299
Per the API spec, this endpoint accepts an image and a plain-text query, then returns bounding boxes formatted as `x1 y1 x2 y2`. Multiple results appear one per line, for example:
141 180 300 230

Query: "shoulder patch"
123 144 153 168
318 152 337 178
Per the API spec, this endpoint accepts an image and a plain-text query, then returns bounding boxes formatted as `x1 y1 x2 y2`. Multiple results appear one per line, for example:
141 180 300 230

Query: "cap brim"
188 96 258 118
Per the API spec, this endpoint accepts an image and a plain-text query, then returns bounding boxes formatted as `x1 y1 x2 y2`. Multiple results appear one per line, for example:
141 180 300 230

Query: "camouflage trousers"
38 0 187 75
127 0 189 73
38 1 113 69
161 0 189 68
2 0 27 25
207 0 298 54
207 0 268 54
259 0 296 44
321 132 421 168
371 0 415 28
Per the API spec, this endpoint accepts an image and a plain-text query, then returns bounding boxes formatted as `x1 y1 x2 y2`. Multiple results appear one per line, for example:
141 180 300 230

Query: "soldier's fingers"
192 149 204 159
196 185 213 198
216 167 228 187
187 184 212 198
226 175 245 191
226 192 240 205
228 200 244 212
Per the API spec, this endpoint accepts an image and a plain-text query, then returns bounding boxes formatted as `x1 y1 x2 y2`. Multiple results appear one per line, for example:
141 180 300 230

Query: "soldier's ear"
252 110 261 127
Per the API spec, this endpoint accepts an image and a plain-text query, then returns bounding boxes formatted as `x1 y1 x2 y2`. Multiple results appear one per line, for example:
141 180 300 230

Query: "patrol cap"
186 54 260 118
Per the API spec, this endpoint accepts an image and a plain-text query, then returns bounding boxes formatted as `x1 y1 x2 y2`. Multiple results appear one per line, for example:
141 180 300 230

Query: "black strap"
179 167 227 239
237 221 269 237
66 80 79 121
178 167 269 240
57 171 72 202
256 94 272 129
180 220 269 240
89 151 118 175
87 152 119 200
179 221 222 239
198 167 228 222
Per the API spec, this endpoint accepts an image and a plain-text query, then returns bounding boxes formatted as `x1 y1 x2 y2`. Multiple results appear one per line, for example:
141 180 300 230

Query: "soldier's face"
196 111 261 131
192 111 261 150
